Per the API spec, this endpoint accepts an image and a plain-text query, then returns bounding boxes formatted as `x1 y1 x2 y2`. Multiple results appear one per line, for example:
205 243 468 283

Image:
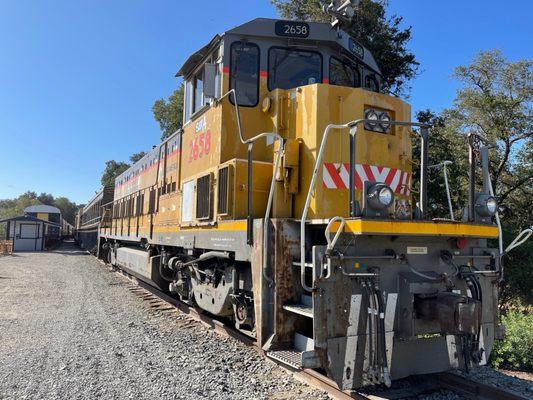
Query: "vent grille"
217 166 229 215
196 174 211 219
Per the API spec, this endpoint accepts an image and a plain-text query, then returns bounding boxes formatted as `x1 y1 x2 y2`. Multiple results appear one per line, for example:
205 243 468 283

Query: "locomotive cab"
99 17 503 391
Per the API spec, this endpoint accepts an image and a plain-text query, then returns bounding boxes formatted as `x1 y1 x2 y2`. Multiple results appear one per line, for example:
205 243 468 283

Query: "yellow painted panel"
330 219 499 238
37 213 48 221
153 220 247 234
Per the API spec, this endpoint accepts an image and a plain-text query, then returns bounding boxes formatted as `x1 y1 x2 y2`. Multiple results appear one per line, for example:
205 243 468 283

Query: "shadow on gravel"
51 241 91 256
53 250 90 256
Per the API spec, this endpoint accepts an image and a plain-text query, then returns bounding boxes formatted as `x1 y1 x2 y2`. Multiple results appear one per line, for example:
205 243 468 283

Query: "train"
76 12 509 391
75 185 114 253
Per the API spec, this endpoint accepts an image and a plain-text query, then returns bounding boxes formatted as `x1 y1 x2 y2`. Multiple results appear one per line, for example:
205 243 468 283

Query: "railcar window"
230 42 259 107
364 73 379 92
329 57 360 88
268 48 322 91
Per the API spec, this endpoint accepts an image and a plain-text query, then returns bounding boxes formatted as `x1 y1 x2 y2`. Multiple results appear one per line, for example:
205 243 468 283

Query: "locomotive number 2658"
188 130 211 163
275 21 310 38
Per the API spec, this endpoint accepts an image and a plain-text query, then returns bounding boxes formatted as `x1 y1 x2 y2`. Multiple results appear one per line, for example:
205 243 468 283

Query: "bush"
490 310 533 371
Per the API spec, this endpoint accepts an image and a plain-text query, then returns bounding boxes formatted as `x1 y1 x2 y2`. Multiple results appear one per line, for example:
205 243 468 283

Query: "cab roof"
176 18 380 78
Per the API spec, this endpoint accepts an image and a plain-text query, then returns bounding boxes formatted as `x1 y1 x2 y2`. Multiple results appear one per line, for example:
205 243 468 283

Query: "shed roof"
24 204 61 214
0 215 61 227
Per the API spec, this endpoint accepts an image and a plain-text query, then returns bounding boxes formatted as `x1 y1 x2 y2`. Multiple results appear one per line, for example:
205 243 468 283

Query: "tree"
0 192 56 236
53 197 78 225
101 160 130 187
413 109 467 219
271 0 419 96
130 151 147 164
447 50 532 209
152 84 184 141
415 50 532 305
37 192 55 205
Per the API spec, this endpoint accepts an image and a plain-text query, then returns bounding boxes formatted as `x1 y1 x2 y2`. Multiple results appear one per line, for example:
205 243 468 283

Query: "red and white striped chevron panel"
322 163 411 195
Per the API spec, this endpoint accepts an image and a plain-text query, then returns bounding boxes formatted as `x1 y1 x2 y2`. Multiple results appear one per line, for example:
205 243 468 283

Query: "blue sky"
0 0 531 204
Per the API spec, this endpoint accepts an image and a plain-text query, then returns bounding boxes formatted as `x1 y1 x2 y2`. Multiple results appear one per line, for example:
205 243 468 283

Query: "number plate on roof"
275 21 310 38
349 38 364 59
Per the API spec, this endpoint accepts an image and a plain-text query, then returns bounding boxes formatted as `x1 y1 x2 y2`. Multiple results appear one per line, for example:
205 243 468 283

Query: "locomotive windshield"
329 57 360 88
230 42 260 106
268 48 322 91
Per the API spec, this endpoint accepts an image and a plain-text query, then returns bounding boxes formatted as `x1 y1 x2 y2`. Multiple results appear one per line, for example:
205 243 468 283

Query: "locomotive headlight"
367 183 394 210
364 109 379 131
475 195 498 217
379 112 391 131
364 108 392 133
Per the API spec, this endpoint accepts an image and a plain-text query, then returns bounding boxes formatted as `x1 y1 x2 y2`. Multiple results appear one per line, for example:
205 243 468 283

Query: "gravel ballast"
1 243 531 400
0 243 328 400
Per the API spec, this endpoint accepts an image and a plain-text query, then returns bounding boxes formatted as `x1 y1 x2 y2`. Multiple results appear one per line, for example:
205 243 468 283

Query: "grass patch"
490 309 533 371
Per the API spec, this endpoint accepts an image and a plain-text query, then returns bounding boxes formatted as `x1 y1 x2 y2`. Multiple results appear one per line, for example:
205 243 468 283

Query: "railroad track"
105 261 529 400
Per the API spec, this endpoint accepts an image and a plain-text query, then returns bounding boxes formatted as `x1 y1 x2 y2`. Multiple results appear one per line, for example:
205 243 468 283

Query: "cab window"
364 73 379 92
329 57 361 88
184 49 221 123
183 68 206 121
268 47 322 91
193 68 204 113
230 42 259 107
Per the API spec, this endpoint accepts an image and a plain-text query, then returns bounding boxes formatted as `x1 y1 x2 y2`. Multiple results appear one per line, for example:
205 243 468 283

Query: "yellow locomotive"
99 17 502 389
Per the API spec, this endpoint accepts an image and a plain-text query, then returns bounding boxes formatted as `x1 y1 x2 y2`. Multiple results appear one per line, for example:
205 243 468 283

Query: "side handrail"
323 216 346 279
217 89 282 287
300 119 430 291
428 160 454 220
325 216 346 255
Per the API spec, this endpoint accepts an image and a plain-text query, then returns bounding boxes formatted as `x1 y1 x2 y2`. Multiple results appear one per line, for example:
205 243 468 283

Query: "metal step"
267 349 321 369
267 349 305 369
283 295 314 318
267 333 320 369
292 261 313 268
283 303 313 318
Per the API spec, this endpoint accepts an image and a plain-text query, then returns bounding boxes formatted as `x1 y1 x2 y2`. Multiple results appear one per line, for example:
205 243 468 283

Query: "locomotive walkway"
0 242 328 400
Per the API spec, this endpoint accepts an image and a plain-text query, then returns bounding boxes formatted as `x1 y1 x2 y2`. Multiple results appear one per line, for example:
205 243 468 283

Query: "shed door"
14 223 41 251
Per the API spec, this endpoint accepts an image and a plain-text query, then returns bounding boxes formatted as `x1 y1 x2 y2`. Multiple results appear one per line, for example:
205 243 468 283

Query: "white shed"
0 215 60 252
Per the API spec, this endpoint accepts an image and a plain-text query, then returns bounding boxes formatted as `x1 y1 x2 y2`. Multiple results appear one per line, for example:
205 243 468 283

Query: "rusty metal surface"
250 219 269 347
415 292 482 335
272 219 300 345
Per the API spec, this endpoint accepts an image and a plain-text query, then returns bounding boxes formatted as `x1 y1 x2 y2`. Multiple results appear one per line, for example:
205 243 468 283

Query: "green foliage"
37 192 55 205
152 84 184 141
100 160 130 187
0 192 78 234
490 310 533 371
129 151 147 164
500 228 533 307
447 50 532 208
53 197 78 225
414 109 467 220
271 0 419 96
0 192 41 228
417 51 533 305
